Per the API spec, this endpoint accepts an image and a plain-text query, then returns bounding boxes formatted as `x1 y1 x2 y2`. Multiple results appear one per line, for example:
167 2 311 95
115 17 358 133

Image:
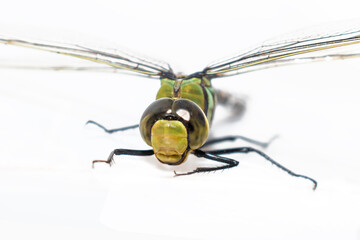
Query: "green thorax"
156 77 216 124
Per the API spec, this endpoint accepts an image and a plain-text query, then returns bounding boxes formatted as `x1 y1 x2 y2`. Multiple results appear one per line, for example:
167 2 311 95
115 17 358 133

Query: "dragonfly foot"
92 151 115 168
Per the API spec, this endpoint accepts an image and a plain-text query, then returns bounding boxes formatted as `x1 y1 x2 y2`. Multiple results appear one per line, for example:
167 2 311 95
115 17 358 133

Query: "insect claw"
92 156 114 168
174 170 196 176
92 160 105 168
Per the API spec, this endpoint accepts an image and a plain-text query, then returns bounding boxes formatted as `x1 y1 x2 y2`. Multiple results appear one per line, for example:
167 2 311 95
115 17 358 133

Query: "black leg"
206 147 317 190
174 149 239 176
92 149 154 168
86 120 139 134
203 135 278 148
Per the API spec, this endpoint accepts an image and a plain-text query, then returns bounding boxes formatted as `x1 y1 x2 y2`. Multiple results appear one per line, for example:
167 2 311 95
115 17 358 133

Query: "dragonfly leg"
174 149 239 176
203 135 278 148
92 149 154 168
86 120 139 134
205 147 317 190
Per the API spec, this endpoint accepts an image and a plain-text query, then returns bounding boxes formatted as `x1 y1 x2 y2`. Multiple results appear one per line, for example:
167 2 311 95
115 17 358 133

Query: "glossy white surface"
1 1 360 239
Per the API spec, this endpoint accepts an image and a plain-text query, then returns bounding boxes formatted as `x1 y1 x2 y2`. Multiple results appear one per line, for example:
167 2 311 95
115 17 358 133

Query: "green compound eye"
140 98 209 155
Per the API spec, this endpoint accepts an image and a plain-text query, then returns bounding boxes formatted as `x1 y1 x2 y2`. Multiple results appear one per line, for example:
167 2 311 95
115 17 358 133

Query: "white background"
0 0 360 239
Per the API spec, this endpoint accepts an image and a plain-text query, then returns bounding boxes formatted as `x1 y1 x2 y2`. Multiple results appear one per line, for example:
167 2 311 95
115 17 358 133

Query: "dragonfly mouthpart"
151 119 189 165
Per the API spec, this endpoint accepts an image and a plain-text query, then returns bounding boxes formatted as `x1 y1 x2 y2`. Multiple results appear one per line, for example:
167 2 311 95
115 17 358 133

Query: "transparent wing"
0 34 176 79
204 24 360 78
0 63 134 74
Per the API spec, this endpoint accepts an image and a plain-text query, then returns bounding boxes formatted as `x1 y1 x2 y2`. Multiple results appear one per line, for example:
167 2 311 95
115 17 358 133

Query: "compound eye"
172 99 209 149
140 98 174 146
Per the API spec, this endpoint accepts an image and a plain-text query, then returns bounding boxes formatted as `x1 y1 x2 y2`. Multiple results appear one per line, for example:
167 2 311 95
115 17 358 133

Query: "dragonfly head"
140 98 209 165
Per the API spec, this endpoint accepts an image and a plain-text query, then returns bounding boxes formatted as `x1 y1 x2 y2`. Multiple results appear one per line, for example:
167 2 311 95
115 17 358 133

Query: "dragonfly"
2 25 360 190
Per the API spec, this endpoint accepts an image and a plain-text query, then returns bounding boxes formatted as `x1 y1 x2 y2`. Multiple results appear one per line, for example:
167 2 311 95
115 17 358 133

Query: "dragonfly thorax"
156 77 216 125
140 98 209 165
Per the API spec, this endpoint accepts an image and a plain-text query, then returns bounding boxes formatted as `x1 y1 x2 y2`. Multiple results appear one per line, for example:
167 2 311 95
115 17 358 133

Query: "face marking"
176 109 190 121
